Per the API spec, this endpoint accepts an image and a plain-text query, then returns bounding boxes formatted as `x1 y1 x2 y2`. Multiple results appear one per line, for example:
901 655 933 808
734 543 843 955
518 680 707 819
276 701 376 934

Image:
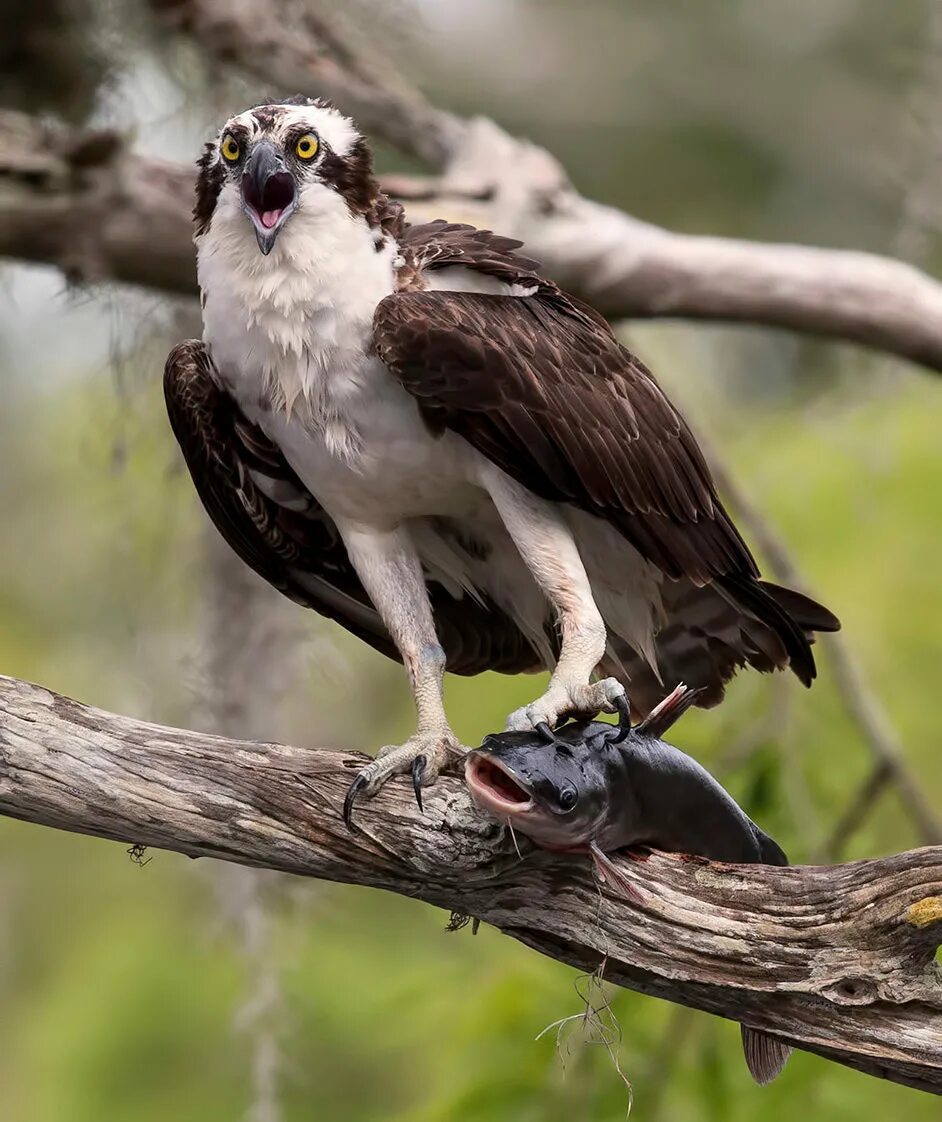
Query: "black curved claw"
343 772 369 833
609 693 633 743
411 754 427 814
535 721 558 744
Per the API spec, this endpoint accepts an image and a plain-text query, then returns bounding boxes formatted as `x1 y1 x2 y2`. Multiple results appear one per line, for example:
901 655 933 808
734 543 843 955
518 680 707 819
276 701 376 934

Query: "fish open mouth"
465 752 534 814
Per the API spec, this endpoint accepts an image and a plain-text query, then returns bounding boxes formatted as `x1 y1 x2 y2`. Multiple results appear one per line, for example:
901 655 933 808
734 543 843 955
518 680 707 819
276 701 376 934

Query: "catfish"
464 684 791 1084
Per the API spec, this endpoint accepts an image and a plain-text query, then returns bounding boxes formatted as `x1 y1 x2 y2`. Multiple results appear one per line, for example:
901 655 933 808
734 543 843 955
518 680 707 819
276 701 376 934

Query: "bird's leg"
484 474 626 731
338 524 465 828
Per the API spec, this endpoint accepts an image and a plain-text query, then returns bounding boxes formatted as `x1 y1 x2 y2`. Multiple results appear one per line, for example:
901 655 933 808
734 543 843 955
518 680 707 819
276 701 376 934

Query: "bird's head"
194 97 391 255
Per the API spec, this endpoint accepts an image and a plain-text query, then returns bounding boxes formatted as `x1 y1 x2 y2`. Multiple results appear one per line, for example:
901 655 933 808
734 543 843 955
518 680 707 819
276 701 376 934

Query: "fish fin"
589 842 644 904
635 682 705 739
753 826 789 867
740 1025 791 1084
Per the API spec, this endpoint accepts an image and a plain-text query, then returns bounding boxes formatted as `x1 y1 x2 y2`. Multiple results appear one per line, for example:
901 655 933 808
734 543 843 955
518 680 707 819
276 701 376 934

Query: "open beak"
240 141 297 255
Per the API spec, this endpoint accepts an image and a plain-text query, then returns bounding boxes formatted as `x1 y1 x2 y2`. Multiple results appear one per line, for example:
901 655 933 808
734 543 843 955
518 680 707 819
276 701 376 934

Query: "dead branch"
0 672 940 1094
0 110 195 292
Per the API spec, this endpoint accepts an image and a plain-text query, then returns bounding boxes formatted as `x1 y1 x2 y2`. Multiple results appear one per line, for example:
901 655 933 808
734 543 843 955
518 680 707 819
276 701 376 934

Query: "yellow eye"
220 135 240 162
295 134 318 160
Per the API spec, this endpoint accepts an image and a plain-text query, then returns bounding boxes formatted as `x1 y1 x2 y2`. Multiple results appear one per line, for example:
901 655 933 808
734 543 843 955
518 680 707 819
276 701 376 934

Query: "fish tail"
740 1025 791 1084
754 827 789 867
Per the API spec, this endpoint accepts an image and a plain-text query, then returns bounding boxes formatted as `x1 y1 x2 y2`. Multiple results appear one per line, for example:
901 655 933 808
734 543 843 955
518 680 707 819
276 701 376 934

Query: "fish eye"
295 133 319 160
557 784 578 812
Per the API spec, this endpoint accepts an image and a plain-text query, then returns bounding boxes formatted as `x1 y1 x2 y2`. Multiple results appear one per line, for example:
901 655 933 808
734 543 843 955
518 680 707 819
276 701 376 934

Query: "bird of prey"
164 97 839 823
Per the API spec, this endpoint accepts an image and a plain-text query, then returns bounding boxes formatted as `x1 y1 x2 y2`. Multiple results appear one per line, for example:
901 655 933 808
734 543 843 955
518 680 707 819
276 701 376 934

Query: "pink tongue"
261 209 282 229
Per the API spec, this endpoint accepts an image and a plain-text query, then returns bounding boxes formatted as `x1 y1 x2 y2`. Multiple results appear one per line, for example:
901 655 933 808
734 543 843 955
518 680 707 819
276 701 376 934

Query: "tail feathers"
598 574 839 718
718 574 818 687
741 1025 792 1085
760 581 841 634
634 682 704 739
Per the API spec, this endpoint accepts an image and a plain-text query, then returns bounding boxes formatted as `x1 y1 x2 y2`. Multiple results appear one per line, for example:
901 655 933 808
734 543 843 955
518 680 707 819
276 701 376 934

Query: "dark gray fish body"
465 685 790 1085
592 732 787 865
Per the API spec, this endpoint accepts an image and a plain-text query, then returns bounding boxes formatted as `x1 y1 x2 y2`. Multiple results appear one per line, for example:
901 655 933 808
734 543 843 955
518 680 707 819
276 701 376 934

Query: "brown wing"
163 339 543 677
375 285 826 684
375 287 756 583
397 220 544 287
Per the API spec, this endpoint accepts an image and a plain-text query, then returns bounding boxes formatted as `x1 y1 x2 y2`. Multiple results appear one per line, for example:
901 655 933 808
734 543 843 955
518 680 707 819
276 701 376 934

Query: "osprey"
165 98 839 823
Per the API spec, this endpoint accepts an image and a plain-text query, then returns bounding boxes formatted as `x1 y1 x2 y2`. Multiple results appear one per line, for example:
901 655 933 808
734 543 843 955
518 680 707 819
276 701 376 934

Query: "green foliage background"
0 2 940 1119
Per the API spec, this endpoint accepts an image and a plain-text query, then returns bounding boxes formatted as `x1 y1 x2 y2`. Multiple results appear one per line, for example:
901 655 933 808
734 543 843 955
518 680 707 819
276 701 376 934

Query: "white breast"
198 179 397 436
197 184 488 522
196 192 543 527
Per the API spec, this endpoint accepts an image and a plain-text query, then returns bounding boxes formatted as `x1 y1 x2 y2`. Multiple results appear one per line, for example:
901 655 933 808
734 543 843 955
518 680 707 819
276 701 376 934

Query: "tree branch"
0 110 195 292
5 77 942 376
149 0 464 165
1 672 940 1094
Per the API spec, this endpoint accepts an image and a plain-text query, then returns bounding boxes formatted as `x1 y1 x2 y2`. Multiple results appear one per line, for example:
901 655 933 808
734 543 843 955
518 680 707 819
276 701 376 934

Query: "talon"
535 721 558 744
343 772 369 833
411 754 427 813
610 693 632 742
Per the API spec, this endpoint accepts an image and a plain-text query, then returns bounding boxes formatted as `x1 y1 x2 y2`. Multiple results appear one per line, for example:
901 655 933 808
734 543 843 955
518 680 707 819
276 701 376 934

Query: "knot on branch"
822 976 880 1006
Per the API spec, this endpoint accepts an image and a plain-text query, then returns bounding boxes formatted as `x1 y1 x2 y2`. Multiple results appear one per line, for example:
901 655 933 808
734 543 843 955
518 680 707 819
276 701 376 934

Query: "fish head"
464 721 617 848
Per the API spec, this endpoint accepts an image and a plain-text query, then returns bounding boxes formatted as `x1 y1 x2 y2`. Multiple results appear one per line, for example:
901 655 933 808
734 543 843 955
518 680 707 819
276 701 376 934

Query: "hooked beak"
240 141 297 255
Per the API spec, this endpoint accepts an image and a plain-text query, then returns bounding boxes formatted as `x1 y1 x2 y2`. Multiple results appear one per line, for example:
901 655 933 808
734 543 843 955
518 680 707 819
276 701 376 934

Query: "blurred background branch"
148 0 465 164
8 66 942 370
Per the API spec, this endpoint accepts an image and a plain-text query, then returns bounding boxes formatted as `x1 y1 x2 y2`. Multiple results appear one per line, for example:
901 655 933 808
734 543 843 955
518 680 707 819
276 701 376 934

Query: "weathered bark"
0 673 940 1094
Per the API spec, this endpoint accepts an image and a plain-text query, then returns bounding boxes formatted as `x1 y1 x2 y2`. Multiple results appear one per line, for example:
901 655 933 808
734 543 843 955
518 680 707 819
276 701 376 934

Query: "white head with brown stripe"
194 96 401 257
194 99 408 419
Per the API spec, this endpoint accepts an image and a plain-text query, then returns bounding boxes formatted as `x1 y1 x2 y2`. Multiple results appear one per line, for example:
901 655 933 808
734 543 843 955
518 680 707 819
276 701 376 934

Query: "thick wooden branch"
1 672 940 1094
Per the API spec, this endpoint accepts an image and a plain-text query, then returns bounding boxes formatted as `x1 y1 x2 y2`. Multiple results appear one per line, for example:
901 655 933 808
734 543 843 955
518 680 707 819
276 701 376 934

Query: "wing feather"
375 272 838 689
374 288 756 586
